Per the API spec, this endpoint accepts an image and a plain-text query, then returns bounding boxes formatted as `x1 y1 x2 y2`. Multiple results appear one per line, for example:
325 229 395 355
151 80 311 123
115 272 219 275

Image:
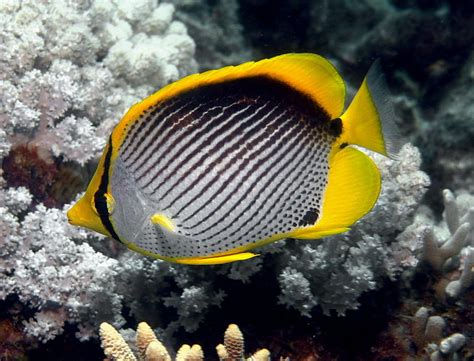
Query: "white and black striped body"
110 76 341 258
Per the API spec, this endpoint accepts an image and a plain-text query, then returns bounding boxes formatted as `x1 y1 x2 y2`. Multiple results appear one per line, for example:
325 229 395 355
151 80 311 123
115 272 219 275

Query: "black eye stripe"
94 137 122 243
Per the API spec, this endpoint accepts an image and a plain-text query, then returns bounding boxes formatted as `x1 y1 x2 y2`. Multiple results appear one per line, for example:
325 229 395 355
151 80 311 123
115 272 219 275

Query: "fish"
67 53 400 265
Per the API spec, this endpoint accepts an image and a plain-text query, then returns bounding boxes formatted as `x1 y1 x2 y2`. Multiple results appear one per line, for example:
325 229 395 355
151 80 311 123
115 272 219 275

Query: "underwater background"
0 0 473 360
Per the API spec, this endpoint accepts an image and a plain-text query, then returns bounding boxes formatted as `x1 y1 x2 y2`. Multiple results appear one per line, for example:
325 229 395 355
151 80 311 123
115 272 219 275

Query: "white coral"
0 0 196 344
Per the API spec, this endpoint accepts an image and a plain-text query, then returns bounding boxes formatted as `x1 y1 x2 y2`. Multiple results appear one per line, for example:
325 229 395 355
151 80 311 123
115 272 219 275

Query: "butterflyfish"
67 53 400 265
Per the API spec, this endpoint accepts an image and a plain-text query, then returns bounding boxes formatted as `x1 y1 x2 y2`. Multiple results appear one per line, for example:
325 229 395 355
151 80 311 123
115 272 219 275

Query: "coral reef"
0 0 197 165
1 1 473 359
99 322 269 361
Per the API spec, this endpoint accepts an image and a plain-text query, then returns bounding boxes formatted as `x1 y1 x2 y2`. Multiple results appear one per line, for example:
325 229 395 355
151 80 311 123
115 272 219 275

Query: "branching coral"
422 189 473 272
399 188 474 302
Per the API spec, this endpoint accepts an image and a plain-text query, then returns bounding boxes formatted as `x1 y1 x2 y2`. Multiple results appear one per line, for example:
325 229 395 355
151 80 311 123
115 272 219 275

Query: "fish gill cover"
0 0 473 360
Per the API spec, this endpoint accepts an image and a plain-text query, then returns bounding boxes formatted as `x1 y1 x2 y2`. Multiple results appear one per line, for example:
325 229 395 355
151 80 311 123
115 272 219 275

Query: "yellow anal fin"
290 146 381 240
174 252 258 265
340 61 401 158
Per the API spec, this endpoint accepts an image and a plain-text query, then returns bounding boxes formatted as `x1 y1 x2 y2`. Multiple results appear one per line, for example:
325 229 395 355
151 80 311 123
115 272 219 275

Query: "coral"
249 349 271 361
422 189 473 271
411 307 469 360
99 322 268 361
0 0 196 167
136 322 171 361
176 344 203 361
100 322 137 361
445 247 474 299
0 0 197 345
0 200 125 342
412 307 446 348
403 188 474 302
116 255 228 335
223 324 244 360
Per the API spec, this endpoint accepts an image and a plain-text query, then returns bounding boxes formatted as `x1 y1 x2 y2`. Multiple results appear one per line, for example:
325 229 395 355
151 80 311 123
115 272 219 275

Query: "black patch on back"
172 75 332 129
299 208 319 226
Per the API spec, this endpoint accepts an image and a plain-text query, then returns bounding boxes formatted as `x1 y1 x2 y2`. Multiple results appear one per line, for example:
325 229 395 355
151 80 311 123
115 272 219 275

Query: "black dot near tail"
329 117 343 137
299 208 319 226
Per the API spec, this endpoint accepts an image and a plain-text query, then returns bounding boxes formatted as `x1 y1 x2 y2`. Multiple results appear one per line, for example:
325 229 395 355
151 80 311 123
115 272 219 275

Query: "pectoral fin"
150 213 176 232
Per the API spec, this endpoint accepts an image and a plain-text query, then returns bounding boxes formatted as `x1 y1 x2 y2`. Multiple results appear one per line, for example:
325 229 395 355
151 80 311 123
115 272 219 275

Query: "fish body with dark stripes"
67 53 401 265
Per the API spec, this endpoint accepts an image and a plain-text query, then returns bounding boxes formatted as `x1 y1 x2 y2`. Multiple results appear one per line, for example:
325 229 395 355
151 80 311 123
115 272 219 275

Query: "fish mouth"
67 197 91 227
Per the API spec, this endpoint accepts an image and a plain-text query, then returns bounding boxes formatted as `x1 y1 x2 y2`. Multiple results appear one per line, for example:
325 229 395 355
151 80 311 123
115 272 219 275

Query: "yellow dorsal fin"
112 54 346 149
339 61 401 158
290 146 381 240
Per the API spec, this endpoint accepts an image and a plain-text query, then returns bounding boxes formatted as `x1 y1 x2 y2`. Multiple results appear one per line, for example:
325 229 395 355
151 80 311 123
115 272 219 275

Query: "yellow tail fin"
340 61 401 158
